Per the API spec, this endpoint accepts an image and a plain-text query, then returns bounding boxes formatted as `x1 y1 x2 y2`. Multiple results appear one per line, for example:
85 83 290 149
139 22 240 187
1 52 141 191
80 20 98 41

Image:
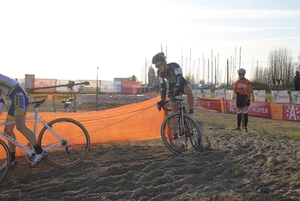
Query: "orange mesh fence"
0 96 165 157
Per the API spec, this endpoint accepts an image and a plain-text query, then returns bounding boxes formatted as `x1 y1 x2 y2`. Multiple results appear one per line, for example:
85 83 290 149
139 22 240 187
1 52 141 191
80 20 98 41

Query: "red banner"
283 103 300 122
225 100 271 119
34 79 57 92
196 98 222 112
121 81 141 94
249 102 271 119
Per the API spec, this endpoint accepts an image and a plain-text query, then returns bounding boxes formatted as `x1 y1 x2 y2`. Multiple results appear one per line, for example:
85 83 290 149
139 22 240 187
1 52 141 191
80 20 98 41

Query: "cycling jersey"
0 74 30 119
0 74 19 95
233 78 252 99
157 62 188 100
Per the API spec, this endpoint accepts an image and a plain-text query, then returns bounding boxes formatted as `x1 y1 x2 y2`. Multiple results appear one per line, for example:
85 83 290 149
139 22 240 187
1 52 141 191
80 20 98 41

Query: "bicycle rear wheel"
161 113 202 155
0 139 11 181
38 118 90 168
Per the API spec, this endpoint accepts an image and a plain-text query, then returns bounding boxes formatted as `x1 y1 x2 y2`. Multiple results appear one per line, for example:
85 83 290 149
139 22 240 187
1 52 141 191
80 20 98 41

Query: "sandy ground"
1 109 300 201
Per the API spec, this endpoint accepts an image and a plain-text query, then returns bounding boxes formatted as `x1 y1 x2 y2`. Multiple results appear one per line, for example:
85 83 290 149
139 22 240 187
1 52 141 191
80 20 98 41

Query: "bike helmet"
237 68 246 74
152 52 166 64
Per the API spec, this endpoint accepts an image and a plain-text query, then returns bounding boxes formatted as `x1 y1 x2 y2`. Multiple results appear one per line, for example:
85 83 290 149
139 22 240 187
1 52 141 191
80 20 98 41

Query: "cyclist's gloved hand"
246 99 250 106
156 99 164 111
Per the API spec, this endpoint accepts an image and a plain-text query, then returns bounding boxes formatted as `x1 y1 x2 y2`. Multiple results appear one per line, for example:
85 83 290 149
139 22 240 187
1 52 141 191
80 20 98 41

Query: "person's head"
152 52 167 72
296 70 299 75
237 68 246 79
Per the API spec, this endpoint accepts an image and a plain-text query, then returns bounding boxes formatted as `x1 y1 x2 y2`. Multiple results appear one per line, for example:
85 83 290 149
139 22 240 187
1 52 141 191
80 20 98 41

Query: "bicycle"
0 98 90 181
159 94 202 155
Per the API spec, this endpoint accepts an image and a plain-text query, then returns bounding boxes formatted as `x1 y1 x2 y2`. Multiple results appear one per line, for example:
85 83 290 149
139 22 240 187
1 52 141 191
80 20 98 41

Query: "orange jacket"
233 78 252 99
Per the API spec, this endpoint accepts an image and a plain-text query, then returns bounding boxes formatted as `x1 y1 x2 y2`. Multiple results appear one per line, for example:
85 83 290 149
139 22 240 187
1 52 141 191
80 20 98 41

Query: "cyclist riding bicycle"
0 73 47 170
153 52 196 148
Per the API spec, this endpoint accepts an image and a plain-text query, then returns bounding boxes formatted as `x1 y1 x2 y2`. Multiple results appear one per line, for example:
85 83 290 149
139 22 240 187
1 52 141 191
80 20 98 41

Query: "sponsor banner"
202 89 211 98
196 97 222 112
271 90 290 103
213 89 232 99
121 81 141 94
225 90 233 99
192 90 202 98
253 90 266 101
283 103 300 122
101 80 121 93
290 91 300 104
34 79 57 92
215 89 225 98
225 99 271 118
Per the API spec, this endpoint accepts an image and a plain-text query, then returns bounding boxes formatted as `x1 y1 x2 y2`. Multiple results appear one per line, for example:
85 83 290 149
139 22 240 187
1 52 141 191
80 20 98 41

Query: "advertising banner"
121 81 141 94
225 99 271 118
215 89 225 98
271 90 290 103
202 89 211 98
253 90 266 101
225 90 233 99
290 91 300 104
101 80 121 93
283 103 300 122
34 79 57 92
197 97 222 112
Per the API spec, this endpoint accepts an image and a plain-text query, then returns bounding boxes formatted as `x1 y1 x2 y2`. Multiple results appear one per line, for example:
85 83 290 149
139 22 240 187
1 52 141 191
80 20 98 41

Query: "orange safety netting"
0 96 166 157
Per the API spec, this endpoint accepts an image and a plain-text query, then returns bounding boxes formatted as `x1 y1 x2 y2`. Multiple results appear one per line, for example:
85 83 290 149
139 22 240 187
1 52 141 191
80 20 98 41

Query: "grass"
196 109 300 140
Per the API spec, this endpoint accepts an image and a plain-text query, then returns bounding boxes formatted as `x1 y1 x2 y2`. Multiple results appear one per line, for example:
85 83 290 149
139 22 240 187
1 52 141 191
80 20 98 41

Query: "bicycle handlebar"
161 100 171 112
168 93 184 102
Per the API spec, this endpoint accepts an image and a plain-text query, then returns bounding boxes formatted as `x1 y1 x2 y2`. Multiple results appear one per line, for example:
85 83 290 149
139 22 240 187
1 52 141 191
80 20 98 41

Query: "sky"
1 0 300 84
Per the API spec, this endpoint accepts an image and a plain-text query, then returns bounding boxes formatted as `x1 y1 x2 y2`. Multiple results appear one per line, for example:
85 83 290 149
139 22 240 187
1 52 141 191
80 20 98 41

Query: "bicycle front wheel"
38 118 90 168
0 139 11 181
161 113 202 155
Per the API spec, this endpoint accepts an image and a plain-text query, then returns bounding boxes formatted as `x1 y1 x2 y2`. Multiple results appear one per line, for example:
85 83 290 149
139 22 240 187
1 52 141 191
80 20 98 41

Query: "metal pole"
96 67 99 110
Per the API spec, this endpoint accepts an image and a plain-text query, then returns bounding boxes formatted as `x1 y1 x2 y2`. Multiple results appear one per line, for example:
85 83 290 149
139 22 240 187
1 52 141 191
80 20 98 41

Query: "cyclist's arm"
158 72 167 100
158 77 167 100
172 63 183 88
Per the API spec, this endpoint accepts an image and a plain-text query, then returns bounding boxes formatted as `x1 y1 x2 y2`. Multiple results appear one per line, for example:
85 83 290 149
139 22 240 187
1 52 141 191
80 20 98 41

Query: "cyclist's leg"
4 98 17 153
170 101 178 136
10 89 39 147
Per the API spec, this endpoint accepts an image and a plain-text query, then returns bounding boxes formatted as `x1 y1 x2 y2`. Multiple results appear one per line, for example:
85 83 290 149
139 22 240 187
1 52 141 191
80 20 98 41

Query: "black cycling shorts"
236 94 247 108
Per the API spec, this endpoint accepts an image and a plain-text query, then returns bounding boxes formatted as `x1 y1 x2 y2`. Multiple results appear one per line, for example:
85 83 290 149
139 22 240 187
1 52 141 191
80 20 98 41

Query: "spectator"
293 71 300 91
233 68 252 132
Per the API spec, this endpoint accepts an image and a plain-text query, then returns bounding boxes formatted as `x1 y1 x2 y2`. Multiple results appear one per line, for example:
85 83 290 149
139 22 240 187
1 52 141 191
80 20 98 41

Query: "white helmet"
237 68 246 74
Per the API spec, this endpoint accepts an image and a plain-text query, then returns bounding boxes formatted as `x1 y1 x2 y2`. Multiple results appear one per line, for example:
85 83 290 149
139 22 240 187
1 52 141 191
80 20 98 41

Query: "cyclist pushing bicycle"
0 73 46 170
153 52 197 149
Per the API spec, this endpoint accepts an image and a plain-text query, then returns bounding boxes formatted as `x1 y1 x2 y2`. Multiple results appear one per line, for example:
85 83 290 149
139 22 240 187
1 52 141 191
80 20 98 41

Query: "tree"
129 75 138 82
268 47 293 87
148 66 156 86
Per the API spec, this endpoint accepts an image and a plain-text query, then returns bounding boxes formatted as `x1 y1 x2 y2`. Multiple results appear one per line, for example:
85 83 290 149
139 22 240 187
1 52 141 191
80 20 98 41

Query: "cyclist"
153 52 196 148
233 68 252 132
0 73 47 169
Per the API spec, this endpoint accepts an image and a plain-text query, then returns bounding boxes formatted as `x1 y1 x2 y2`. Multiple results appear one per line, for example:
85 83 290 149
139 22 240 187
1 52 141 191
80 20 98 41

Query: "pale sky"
1 0 300 84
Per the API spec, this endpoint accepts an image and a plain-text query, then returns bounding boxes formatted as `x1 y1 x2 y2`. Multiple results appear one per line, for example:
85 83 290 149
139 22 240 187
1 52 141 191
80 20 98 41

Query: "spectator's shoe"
233 127 241 131
189 112 197 120
243 128 248 132
0 160 17 171
30 151 47 168
174 138 185 149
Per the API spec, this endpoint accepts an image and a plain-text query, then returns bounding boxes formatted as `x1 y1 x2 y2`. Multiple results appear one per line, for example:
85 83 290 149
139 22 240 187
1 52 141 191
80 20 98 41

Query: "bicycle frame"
0 102 65 157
